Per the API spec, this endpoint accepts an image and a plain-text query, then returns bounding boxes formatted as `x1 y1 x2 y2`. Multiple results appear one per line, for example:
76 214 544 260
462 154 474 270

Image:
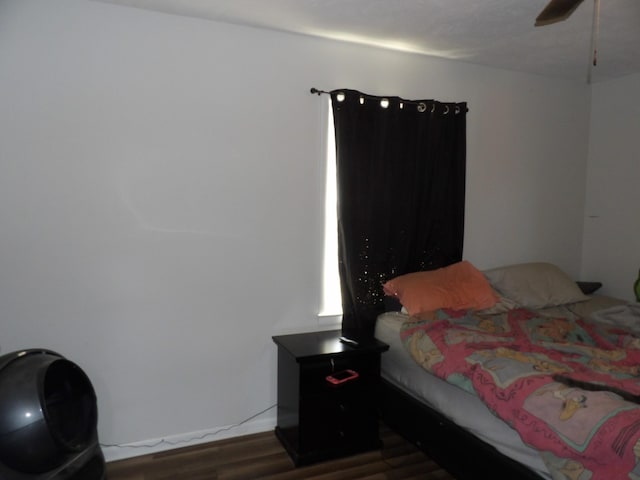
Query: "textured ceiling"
93 0 640 83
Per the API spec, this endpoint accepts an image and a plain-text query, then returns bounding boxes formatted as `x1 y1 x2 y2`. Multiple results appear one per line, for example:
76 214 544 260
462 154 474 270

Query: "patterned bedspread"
400 308 640 479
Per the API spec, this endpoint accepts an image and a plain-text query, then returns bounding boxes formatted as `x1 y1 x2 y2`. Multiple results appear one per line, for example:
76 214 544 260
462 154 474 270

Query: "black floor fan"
0 349 106 480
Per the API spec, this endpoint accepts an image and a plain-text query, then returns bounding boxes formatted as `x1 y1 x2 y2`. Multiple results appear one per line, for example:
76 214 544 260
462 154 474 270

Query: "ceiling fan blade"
535 0 586 26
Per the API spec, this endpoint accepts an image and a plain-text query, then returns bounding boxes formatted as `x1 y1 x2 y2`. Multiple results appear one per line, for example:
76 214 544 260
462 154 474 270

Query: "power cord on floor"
100 403 277 450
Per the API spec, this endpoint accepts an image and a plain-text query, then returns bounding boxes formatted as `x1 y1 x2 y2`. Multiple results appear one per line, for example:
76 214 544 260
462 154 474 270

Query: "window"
325 88 467 340
319 99 342 322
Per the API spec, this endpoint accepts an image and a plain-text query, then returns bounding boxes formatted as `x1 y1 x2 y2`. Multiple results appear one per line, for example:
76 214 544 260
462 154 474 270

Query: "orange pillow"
382 261 498 316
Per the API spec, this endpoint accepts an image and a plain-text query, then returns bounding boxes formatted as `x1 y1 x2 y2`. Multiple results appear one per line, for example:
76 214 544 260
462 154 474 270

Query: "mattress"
375 311 552 479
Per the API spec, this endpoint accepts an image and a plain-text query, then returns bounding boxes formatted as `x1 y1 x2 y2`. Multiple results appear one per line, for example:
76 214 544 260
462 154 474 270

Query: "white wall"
582 73 640 300
0 0 592 461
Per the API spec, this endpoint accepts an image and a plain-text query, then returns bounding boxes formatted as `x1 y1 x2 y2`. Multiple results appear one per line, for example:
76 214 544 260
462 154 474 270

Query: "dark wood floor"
106 423 457 479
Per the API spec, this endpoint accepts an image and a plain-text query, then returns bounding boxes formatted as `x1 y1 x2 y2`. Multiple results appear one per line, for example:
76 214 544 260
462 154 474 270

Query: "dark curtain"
331 89 467 342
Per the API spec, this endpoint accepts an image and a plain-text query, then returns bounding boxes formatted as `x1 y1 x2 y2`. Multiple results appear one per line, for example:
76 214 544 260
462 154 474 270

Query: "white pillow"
483 262 589 310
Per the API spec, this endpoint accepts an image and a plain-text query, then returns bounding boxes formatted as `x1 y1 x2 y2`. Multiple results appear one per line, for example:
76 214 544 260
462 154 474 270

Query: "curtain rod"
309 87 468 113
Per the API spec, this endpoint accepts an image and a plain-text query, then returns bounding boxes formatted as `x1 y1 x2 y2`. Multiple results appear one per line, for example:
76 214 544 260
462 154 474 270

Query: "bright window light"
319 99 342 317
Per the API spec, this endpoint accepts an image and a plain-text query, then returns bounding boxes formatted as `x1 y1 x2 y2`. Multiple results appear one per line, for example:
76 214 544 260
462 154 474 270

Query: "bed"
375 261 640 480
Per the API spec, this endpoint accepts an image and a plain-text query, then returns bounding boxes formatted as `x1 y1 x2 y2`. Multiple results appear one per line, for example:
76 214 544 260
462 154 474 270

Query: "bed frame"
378 378 545 479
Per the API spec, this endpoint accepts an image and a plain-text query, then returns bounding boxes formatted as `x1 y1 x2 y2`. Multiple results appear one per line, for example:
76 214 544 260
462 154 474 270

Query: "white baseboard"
101 415 277 462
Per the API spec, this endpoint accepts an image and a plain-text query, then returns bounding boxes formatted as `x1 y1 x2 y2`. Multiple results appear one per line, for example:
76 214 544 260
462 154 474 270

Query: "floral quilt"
400 307 640 479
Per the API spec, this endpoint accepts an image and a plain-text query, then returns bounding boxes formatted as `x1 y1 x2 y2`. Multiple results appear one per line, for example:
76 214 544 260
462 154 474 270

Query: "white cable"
100 404 277 450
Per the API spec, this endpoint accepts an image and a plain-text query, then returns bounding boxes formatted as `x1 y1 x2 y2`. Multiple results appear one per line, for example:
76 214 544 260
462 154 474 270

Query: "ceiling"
93 0 640 83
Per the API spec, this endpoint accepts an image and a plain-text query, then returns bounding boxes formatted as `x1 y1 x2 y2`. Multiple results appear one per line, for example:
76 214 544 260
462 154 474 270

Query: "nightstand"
272 330 389 466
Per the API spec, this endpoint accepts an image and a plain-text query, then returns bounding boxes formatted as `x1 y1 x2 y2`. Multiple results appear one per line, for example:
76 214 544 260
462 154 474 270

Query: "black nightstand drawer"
273 330 388 466
299 394 377 447
298 416 378 452
302 391 375 425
